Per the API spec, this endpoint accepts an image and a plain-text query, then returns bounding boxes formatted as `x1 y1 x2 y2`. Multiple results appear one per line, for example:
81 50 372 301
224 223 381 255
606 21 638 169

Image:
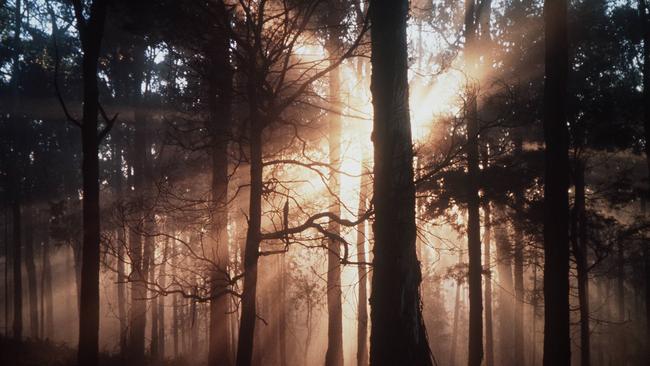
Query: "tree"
67 1 112 365
542 0 571 366
368 0 433 365
463 1 483 365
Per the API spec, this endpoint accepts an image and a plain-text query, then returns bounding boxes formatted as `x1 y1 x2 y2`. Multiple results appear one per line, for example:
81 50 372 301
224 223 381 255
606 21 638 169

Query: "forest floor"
0 336 189 366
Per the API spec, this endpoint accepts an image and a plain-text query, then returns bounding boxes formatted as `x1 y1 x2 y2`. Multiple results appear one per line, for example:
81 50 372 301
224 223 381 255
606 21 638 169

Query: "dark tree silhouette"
368 0 433 365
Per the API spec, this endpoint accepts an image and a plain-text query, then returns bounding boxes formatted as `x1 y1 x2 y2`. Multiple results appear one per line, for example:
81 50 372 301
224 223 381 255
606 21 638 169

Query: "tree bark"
74 1 109 365
483 201 494 366
10 0 23 343
638 0 650 360
208 4 233 365
41 237 53 339
368 1 433 365
235 61 263 366
356 161 369 366
464 1 483 364
571 160 590 366
495 210 514 366
325 3 344 364
513 134 525 366
127 42 149 366
542 0 571 363
24 205 39 338
12 200 22 340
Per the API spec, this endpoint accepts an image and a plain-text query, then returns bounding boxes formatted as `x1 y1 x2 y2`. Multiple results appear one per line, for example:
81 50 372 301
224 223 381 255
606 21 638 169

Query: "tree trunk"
513 134 525 366
495 211 514 366
117 211 127 357
235 63 263 366
127 42 149 366
12 200 22 340
279 252 287 366
41 238 53 339
368 1 433 364
75 1 109 364
24 205 39 338
172 240 179 359
150 254 159 364
616 243 627 366
483 201 494 366
356 161 369 366
464 1 483 365
542 0 571 363
571 160 590 366
10 0 23 343
208 4 233 365
638 0 650 360
325 3 344 364
449 252 463 366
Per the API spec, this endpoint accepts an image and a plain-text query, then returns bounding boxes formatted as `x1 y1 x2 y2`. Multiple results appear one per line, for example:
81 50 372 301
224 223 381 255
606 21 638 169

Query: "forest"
0 0 649 365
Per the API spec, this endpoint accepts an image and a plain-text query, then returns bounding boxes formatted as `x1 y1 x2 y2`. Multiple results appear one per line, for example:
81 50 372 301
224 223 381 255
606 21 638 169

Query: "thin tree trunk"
10 0 23 343
638 0 650 360
449 252 463 366
356 161 369 366
4 204 10 338
368 1 433 365
127 42 149 366
172 239 179 359
571 161 590 366
41 237 53 339
12 200 22 340
150 253 159 364
513 135 525 366
158 237 167 361
279 251 287 366
542 0 571 362
616 243 627 366
495 210 514 366
24 205 39 338
483 201 494 366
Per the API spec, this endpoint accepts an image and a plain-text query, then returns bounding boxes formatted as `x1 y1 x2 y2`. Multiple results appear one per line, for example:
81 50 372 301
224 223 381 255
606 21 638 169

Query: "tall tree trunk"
116 195 127 356
483 201 494 366
616 243 627 366
278 252 287 366
325 3 344 364
513 134 525 366
638 0 650 360
464 2 483 365
449 252 463 366
4 204 10 338
495 211 514 366
12 200 22 340
172 240 179 359
542 0 571 363
127 42 149 366
41 238 53 339
150 254 159 364
571 160 590 366
236 63 263 366
74 1 109 365
24 205 39 339
10 0 23 342
158 237 167 361
368 1 433 365
356 161 369 366
208 4 233 364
